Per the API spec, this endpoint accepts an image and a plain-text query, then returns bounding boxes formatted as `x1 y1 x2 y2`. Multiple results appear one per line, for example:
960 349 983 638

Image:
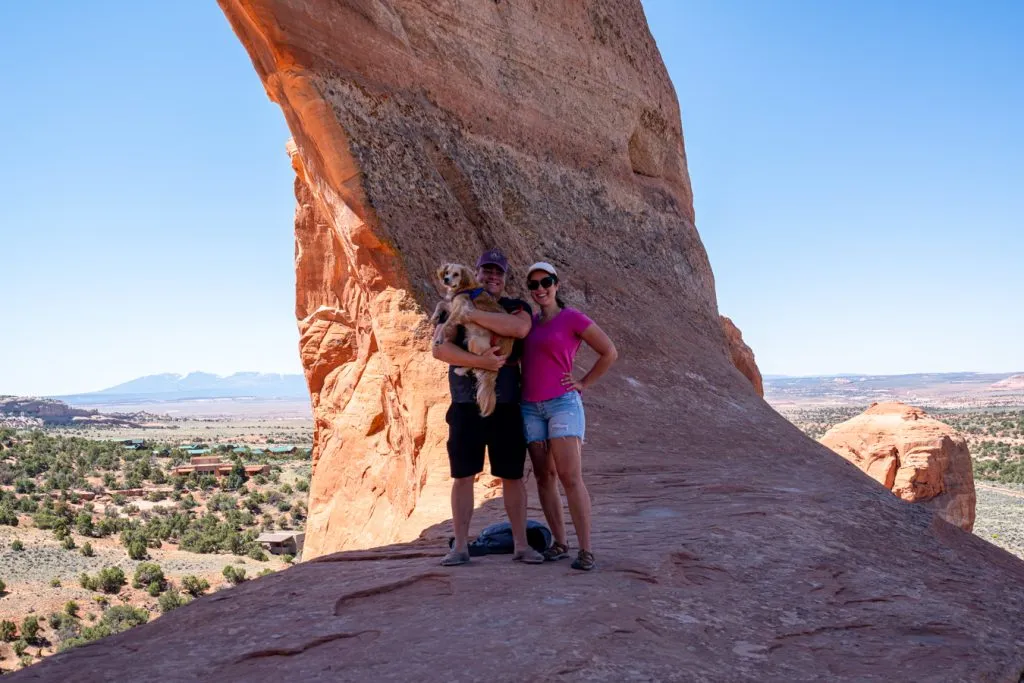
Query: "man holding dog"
432 248 545 565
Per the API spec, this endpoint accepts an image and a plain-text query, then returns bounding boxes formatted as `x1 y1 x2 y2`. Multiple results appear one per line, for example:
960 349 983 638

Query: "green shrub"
13 638 27 656
80 542 95 557
248 546 268 562
0 578 6 593
64 601 79 618
222 565 246 585
132 563 165 591
282 554 295 564
60 605 149 652
127 539 147 560
181 575 210 597
100 605 148 632
147 581 162 597
158 588 187 614
21 615 39 643
11 539 24 551
0 620 16 641
62 535 76 550
75 512 94 536
50 577 61 587
95 566 126 594
0 505 18 526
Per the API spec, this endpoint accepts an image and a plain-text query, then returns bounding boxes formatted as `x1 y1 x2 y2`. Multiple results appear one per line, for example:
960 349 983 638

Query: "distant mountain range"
56 372 308 405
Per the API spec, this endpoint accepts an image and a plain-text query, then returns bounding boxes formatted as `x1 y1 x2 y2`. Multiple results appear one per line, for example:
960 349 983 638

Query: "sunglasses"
527 276 556 290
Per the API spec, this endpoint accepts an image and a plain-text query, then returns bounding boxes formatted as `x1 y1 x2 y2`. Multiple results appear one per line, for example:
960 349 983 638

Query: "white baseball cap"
526 262 558 278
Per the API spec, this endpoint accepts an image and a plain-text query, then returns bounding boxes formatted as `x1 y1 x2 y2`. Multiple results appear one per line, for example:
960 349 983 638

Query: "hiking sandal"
542 541 570 562
570 550 596 571
440 549 471 566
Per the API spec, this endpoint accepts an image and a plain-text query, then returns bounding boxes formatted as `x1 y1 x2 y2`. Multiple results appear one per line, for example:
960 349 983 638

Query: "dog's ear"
436 264 448 282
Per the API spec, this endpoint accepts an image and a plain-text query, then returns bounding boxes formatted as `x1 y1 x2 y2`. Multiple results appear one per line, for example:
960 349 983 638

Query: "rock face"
820 402 976 531
22 2 1024 681
720 315 763 397
222 0 722 559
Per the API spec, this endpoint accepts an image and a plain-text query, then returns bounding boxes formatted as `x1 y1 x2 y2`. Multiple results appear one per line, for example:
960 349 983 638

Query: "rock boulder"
820 402 976 531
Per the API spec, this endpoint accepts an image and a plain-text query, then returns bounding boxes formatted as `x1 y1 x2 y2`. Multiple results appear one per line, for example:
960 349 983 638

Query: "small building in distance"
172 455 269 478
256 531 305 556
121 439 146 450
267 446 297 455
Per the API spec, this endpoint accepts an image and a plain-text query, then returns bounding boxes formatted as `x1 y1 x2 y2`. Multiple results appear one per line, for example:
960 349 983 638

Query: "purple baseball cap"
476 248 509 273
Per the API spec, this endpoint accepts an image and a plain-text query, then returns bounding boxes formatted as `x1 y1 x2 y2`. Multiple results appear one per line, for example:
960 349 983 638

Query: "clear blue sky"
1 1 1021 396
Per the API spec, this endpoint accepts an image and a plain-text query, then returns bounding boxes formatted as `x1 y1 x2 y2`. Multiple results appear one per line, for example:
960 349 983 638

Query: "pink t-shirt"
521 307 594 403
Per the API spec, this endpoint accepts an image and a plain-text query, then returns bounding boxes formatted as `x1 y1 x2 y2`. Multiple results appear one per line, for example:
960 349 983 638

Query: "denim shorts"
521 391 585 444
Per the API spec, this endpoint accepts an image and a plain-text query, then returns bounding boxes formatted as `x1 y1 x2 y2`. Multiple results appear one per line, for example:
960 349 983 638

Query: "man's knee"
501 477 524 492
451 476 474 493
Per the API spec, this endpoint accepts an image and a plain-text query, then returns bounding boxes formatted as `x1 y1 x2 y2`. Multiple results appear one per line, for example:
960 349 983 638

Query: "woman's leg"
549 436 591 552
528 441 566 547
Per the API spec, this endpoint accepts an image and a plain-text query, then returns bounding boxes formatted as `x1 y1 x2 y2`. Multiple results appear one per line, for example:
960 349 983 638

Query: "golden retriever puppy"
433 262 515 417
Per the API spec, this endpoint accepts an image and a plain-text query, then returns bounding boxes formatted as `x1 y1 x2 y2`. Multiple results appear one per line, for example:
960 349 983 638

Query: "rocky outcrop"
24 2 1024 680
0 396 143 428
220 0 723 559
720 315 763 397
821 402 976 531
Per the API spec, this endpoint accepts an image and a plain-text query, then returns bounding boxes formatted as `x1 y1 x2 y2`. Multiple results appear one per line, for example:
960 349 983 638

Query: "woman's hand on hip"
561 373 585 393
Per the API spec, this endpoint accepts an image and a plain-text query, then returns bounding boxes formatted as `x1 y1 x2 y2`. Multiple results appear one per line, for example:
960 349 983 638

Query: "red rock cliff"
720 315 764 397
18 2 1024 681
221 0 738 558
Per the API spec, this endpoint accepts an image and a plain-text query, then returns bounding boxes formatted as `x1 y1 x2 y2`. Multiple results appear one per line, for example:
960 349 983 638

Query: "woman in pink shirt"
521 262 617 570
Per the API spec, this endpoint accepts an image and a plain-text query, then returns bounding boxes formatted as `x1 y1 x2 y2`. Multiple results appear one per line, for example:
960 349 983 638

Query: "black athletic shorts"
446 402 526 480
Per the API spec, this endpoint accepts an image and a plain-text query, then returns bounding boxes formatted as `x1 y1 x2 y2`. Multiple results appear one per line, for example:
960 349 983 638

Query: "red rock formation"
720 315 763 397
820 402 976 531
220 0 725 559
23 2 1024 680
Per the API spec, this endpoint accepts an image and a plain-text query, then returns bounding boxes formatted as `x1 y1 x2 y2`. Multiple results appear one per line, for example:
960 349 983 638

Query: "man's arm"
432 325 506 371
465 309 532 339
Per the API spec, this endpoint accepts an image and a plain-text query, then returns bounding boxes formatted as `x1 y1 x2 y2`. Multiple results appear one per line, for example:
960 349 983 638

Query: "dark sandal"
543 542 570 562
571 550 596 571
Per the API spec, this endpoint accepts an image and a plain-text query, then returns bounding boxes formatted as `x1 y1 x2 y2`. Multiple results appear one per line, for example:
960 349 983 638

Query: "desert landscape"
3 0 1022 680
0 400 312 672
2 385 1023 672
